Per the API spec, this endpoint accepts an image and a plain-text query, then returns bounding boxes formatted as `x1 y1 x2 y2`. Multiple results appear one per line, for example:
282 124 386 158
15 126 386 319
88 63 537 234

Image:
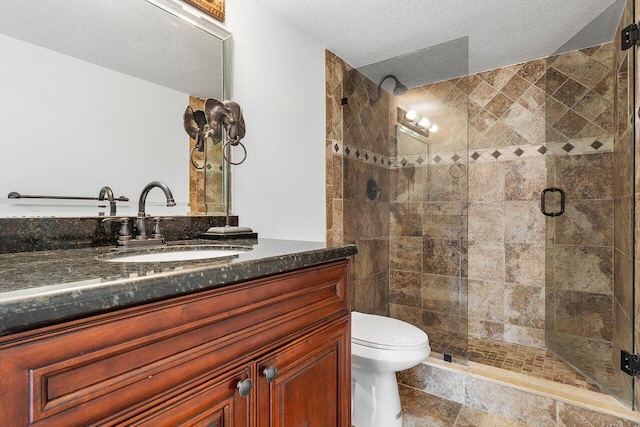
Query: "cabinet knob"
262 366 278 383
236 378 253 397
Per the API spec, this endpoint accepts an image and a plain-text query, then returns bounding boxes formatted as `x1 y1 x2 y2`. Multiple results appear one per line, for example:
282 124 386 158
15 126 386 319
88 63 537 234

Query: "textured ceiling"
255 0 623 81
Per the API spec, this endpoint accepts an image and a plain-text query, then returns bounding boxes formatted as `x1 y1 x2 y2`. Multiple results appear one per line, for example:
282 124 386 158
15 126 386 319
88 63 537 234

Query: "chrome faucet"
136 181 176 239
98 186 116 216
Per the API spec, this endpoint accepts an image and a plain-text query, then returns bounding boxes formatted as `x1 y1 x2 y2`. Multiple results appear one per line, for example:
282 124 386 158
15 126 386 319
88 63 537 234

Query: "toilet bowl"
351 311 430 427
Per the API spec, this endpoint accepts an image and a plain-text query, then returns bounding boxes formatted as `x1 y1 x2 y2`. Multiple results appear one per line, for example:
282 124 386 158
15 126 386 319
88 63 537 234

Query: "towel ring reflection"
449 164 466 179
192 140 248 169
222 140 248 165
190 146 206 170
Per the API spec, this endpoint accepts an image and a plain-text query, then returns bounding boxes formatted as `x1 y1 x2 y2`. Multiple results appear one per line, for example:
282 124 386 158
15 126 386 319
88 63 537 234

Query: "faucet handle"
151 217 174 239
102 217 133 241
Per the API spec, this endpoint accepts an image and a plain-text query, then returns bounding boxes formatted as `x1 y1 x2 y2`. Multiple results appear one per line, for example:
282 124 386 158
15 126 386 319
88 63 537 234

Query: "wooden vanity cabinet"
0 260 351 426
255 319 349 427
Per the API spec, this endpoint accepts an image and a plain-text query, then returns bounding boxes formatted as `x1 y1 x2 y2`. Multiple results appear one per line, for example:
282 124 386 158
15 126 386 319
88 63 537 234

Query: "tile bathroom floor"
428 331 603 393
399 384 639 427
399 385 535 427
399 334 638 426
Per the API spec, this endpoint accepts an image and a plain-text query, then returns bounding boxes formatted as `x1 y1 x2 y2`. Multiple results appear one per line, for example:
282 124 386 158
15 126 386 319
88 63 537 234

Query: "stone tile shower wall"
325 51 468 322
465 59 548 348
326 51 391 315
387 79 469 347
380 57 552 348
325 51 345 248
401 45 614 350
326 43 619 350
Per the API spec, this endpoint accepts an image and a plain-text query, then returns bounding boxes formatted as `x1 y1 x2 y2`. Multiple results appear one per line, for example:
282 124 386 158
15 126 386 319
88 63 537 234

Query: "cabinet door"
122 365 252 427
256 318 350 427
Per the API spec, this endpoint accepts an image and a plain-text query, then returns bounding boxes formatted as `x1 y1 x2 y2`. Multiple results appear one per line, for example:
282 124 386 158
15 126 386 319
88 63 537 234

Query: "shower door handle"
541 188 565 217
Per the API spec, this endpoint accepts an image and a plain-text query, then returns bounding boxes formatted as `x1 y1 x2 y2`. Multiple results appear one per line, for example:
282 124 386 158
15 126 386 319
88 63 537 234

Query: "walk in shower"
326 0 636 411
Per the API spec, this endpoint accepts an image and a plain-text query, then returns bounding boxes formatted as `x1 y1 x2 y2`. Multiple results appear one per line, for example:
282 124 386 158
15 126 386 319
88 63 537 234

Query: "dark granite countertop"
0 239 357 335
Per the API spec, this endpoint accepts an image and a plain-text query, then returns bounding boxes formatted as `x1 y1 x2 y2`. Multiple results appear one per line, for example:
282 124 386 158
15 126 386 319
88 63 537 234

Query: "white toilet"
351 311 430 427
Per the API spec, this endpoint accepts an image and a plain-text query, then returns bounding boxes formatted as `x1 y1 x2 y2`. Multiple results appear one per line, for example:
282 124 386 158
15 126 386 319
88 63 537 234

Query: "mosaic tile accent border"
470 137 613 163
331 141 391 167
470 144 545 163
332 137 613 169
546 137 613 155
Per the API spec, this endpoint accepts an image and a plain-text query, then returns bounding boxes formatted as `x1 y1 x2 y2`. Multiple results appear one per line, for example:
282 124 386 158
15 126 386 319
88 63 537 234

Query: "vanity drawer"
115 365 251 427
0 260 349 426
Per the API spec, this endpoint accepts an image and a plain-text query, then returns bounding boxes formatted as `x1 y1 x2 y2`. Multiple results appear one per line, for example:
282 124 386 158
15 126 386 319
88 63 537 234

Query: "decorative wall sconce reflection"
397 108 438 137
183 106 214 169
184 99 247 169
204 99 247 165
183 98 256 240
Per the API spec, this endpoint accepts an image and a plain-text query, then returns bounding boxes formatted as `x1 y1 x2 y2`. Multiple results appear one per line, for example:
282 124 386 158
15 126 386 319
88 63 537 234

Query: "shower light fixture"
369 74 408 105
418 117 432 129
401 109 438 134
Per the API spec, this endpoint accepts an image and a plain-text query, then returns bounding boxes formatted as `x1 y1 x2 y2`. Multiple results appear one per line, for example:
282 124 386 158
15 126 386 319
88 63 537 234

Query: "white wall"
222 0 327 242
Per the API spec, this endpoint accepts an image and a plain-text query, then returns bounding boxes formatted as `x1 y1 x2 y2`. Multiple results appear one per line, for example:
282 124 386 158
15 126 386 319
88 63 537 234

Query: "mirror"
0 0 230 217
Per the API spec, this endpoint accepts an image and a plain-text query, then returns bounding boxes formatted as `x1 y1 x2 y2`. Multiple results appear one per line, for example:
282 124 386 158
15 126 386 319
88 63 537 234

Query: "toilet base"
351 367 402 427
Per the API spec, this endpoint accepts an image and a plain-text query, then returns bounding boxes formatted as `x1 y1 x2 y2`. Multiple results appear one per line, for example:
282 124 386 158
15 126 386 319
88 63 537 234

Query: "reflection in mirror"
0 0 230 217
395 110 431 165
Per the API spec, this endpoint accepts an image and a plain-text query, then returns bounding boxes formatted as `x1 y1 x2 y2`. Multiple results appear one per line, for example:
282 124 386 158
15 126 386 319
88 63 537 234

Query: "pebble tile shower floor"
428 331 603 393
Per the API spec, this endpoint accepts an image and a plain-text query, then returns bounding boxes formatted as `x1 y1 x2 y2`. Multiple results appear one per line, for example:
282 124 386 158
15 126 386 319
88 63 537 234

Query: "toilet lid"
351 311 429 350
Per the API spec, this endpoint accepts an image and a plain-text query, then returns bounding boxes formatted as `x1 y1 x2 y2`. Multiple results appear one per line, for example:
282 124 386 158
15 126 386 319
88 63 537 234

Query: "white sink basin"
102 247 248 263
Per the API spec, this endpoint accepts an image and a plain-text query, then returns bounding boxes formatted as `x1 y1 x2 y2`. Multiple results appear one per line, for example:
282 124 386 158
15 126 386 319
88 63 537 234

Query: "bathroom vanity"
0 239 356 426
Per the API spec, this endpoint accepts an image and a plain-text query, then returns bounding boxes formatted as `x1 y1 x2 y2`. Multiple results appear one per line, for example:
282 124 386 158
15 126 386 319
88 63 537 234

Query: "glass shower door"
544 0 635 406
